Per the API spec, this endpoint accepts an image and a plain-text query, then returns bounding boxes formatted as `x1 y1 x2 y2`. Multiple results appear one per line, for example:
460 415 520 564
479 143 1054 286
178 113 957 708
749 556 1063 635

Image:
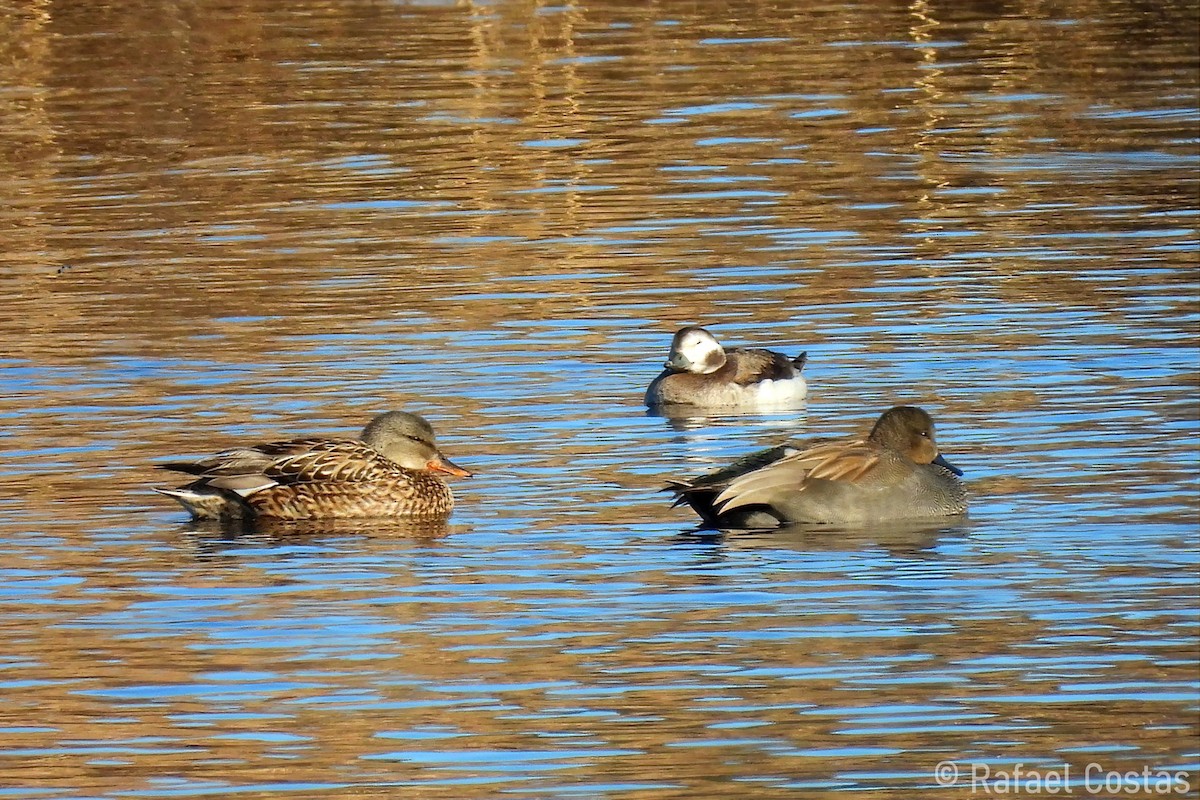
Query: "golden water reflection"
0 0 1196 797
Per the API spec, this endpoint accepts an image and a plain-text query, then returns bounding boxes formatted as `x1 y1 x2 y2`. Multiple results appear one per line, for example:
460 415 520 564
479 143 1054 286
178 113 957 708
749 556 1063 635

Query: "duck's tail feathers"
153 484 254 521
663 479 696 508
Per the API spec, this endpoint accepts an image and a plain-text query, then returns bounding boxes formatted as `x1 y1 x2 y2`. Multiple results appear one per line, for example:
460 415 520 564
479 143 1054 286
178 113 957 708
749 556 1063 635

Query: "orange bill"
428 455 472 478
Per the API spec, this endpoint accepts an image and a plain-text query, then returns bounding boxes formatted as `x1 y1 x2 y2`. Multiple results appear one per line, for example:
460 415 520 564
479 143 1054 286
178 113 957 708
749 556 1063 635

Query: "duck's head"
360 411 472 477
869 405 963 476
665 326 727 374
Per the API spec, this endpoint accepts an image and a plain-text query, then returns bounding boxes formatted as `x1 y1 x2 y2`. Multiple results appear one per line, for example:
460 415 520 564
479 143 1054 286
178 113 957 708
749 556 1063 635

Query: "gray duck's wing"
669 444 798 496
713 438 881 513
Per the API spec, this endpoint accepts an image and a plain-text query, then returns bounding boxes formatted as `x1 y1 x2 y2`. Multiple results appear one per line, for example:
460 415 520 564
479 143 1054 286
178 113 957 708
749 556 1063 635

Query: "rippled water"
1 0 1197 798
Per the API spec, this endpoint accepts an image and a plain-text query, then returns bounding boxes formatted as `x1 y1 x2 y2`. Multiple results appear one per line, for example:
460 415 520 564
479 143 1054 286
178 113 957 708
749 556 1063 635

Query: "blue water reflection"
0 0 1196 797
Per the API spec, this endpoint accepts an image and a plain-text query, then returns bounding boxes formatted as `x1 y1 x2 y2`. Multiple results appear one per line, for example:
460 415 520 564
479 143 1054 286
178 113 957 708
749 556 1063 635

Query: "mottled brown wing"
157 447 277 476
163 438 401 486
256 439 404 485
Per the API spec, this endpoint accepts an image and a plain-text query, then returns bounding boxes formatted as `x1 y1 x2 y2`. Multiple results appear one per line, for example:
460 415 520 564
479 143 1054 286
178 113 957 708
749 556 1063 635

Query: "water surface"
0 1 1197 798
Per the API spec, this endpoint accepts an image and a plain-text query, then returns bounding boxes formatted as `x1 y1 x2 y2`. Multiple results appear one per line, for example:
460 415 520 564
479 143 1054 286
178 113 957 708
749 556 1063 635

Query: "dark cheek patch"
702 351 724 371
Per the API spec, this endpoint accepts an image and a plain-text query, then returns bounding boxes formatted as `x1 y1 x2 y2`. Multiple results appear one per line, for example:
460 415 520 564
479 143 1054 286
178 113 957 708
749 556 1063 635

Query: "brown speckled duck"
668 406 966 528
155 411 470 522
